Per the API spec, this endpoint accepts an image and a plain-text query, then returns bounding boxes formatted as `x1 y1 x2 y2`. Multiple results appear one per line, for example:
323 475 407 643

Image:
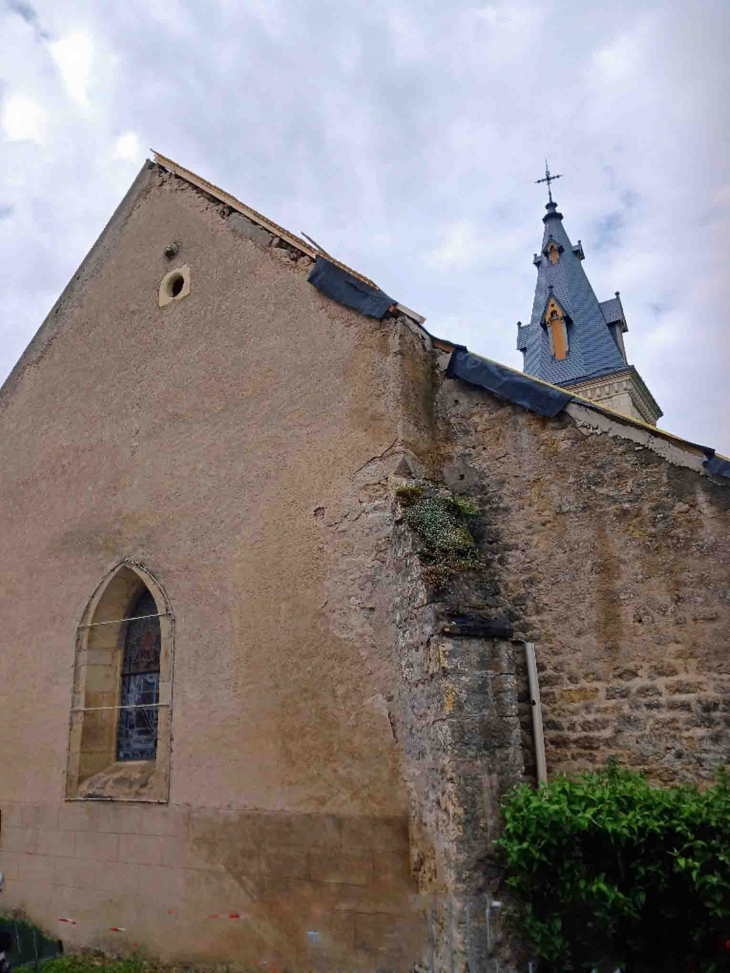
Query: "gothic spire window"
117 588 161 761
543 295 569 361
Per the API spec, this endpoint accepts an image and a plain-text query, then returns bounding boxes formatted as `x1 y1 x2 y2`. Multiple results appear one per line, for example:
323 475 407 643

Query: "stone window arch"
66 561 174 802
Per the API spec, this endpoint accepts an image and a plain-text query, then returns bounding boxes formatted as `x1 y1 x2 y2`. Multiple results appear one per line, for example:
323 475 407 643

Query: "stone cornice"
562 368 662 425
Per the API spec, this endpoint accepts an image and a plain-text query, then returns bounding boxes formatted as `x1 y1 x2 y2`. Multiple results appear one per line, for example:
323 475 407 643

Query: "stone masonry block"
138 805 188 837
137 863 184 904
58 802 100 832
182 867 247 913
667 681 705 695
159 836 184 868
12 852 45 876
228 212 274 248
0 828 37 855
332 877 413 915
253 811 334 851
372 848 415 889
562 687 600 704
18 853 55 884
0 853 19 879
367 815 410 852
93 860 140 895
0 804 28 828
37 828 76 858
259 844 309 881
117 832 163 866
354 910 424 956
606 686 630 699
74 830 118 862
166 832 231 873
53 854 92 889
310 853 372 886
97 804 142 835
28 805 59 830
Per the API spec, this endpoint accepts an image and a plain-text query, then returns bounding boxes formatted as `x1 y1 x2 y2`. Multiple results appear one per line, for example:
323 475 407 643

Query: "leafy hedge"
498 763 730 972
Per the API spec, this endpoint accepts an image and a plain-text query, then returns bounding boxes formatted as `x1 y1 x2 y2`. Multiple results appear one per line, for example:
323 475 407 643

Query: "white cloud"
113 131 142 162
49 30 95 108
428 221 483 270
427 220 525 271
1 93 46 143
594 31 644 84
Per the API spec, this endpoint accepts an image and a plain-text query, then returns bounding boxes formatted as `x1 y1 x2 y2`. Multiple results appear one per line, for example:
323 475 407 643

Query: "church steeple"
517 173 662 426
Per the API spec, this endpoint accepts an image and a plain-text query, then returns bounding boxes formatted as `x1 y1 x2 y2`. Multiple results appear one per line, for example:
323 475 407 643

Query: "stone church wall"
436 359 730 789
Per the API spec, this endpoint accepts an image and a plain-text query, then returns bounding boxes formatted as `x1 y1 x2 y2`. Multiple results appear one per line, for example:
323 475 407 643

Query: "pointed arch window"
67 562 174 802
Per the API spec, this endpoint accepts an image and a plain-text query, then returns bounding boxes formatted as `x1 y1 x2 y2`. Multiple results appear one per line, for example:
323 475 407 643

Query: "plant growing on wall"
396 485 481 585
498 762 730 972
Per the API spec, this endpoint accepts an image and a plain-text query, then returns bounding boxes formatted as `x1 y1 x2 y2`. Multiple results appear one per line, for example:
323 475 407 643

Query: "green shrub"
43 958 146 973
497 763 730 972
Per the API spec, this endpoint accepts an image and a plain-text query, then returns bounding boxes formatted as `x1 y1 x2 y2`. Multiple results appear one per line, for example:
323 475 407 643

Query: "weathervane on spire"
535 159 562 204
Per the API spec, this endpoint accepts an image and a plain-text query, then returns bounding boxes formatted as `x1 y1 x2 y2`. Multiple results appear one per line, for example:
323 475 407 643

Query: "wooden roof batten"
151 151 426 326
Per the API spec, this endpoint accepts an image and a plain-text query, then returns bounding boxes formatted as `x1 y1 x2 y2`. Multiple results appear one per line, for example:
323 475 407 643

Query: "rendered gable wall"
0 163 436 970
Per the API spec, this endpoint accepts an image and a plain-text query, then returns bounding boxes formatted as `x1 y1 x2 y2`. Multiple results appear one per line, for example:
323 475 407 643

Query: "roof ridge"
151 150 381 291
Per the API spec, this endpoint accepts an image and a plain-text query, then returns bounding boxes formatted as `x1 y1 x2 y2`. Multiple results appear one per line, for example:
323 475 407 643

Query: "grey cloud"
7 0 37 22
0 205 13 219
0 0 729 451
7 0 49 38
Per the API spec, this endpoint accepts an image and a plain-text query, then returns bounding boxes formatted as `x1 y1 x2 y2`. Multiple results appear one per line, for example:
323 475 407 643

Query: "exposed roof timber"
153 150 320 259
151 151 426 327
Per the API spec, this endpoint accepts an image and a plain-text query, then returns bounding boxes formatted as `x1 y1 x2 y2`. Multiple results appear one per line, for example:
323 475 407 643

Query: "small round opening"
168 274 184 298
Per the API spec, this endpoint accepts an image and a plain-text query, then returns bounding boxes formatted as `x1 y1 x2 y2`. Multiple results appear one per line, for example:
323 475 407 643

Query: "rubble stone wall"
437 356 730 788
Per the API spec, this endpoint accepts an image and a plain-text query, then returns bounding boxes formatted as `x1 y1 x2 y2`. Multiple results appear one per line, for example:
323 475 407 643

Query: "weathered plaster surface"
0 167 430 969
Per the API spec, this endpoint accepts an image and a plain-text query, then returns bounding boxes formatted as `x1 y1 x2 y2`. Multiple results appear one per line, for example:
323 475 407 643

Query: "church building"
0 153 728 972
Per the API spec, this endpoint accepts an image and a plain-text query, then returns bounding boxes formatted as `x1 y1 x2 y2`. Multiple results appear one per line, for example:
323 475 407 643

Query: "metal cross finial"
535 159 562 204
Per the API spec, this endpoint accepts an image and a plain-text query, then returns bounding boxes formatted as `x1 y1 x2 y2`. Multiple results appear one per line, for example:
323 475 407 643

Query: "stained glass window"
117 588 161 761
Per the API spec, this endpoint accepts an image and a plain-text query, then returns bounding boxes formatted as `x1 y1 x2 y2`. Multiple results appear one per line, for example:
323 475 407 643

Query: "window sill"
73 759 168 803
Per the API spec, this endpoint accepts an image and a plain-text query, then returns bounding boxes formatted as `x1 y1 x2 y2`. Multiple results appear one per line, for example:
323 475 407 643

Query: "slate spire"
517 198 628 386
516 189 662 425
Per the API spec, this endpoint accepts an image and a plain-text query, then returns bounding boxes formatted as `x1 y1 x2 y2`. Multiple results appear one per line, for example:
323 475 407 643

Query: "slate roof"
517 201 629 385
599 295 623 324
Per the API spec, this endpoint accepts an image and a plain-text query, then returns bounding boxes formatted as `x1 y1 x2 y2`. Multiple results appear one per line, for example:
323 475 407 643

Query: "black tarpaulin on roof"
446 347 730 481
703 450 730 479
446 348 573 417
307 255 394 320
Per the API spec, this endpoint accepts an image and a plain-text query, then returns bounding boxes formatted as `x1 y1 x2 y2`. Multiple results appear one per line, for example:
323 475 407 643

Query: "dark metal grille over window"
117 589 161 761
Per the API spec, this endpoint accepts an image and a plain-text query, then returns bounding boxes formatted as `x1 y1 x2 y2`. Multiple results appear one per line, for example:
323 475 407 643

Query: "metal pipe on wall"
524 641 548 785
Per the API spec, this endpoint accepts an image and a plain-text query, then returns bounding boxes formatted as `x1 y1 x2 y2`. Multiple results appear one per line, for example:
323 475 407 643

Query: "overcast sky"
1 0 728 451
